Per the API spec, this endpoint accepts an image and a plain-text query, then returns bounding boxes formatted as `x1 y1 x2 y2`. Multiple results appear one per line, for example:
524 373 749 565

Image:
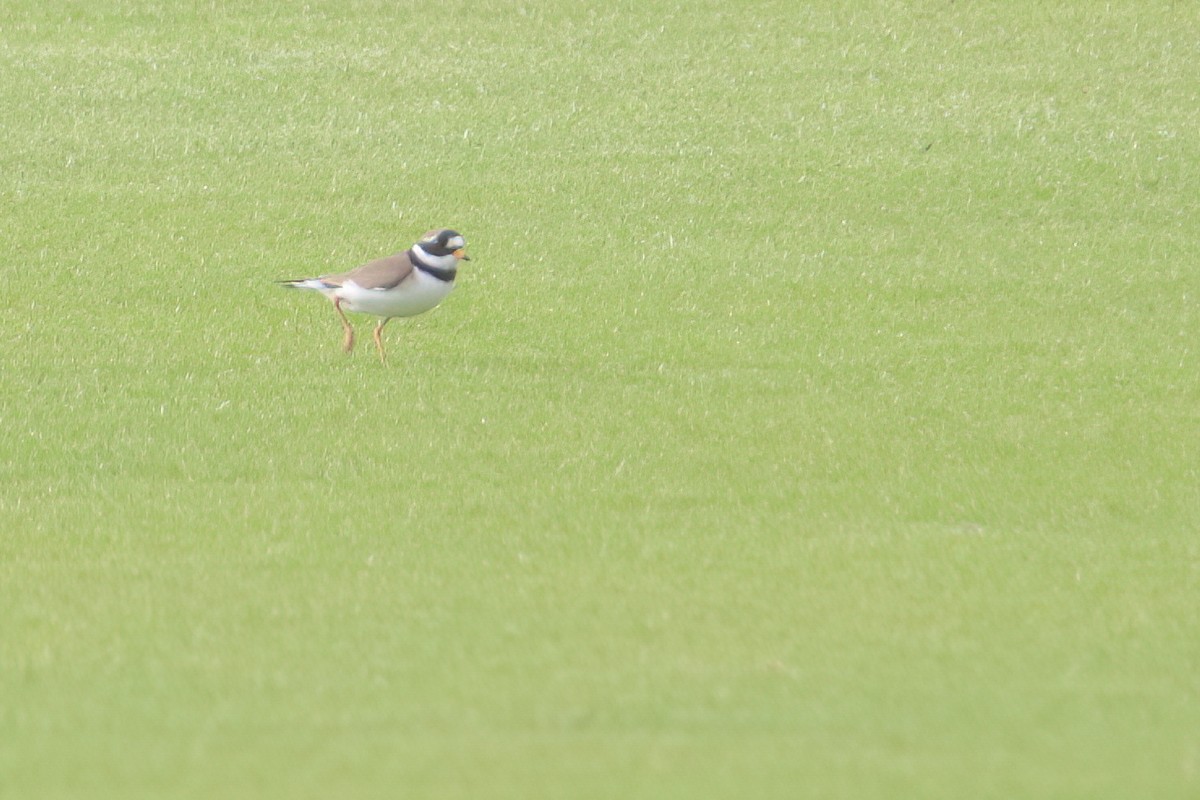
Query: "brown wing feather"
321 252 415 290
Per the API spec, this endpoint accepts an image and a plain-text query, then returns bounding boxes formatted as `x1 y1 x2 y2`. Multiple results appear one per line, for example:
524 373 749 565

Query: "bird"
279 229 469 363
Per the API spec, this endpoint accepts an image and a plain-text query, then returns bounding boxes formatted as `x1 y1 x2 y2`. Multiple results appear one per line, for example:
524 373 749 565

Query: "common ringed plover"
280 229 469 363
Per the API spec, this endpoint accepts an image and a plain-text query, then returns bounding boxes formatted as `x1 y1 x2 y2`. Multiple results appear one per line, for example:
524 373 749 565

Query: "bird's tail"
277 278 328 290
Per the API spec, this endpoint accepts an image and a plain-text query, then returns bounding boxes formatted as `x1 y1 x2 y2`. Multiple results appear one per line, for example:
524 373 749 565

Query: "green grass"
2 1 1199 797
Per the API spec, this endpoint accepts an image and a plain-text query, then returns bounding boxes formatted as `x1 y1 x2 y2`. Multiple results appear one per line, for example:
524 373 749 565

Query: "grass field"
2 1 1199 797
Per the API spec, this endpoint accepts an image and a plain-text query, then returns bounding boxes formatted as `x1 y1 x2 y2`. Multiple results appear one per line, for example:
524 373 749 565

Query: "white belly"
337 271 453 318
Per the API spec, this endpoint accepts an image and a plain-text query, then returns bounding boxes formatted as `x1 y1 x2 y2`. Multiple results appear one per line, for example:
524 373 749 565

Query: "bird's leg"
333 297 354 353
373 318 390 364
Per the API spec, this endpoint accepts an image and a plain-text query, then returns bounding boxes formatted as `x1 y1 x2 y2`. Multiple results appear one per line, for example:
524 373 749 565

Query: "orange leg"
373 318 390 364
333 297 354 353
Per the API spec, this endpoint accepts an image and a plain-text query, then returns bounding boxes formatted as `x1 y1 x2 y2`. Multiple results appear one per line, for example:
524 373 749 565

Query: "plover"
280 229 469 363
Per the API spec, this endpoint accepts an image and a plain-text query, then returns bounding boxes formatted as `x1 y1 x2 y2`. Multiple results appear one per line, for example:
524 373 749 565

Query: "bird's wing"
322 252 415 290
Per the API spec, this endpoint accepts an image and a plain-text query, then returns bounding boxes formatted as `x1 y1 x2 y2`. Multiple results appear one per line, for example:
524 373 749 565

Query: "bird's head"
419 229 470 261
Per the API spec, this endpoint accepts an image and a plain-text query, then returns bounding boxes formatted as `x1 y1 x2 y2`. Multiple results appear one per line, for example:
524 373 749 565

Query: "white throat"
412 244 458 272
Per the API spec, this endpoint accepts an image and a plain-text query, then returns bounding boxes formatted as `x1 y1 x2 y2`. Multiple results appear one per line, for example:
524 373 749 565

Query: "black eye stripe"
420 230 465 252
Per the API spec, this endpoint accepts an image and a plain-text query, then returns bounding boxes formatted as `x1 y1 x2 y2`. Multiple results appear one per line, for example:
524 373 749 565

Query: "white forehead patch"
448 235 465 250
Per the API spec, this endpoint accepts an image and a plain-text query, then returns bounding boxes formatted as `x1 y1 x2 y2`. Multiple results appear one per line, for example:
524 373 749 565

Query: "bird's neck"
409 248 457 282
